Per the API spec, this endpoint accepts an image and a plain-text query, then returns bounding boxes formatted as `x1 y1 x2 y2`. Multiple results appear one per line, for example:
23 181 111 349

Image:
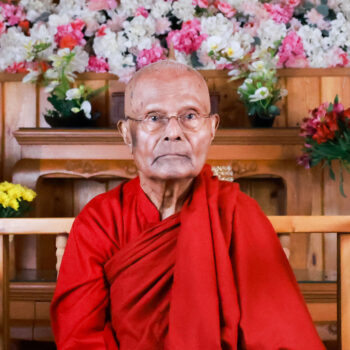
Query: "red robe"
51 164 325 349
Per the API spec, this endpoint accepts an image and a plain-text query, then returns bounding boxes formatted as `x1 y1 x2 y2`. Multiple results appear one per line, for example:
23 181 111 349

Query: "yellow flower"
0 192 10 208
22 189 36 202
8 198 19 211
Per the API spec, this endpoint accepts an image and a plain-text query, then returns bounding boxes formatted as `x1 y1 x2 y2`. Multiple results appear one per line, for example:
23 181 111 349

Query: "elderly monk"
51 60 325 350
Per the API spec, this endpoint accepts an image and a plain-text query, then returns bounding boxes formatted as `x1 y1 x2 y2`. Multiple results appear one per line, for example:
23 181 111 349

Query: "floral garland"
0 0 349 82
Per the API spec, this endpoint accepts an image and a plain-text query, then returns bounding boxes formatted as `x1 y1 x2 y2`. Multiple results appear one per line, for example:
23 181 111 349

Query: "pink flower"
0 22 5 36
167 19 207 55
88 0 117 11
107 14 126 32
0 3 26 26
87 56 109 72
155 17 171 35
326 47 350 68
283 0 300 7
96 25 107 37
277 31 308 68
214 1 236 18
264 3 294 24
55 19 86 49
136 44 167 69
135 6 149 18
192 0 209 8
5 61 28 73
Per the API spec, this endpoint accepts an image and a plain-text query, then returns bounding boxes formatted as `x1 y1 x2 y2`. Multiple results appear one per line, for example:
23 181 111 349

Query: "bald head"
124 60 211 117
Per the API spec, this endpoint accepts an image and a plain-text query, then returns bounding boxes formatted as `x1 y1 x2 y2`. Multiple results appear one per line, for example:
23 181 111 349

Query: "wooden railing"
0 216 349 350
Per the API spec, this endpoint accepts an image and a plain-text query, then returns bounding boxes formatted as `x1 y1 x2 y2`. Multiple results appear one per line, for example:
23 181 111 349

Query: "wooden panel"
307 303 337 323
321 76 350 106
3 82 36 181
324 163 350 281
35 179 74 272
35 302 50 320
286 77 320 127
10 301 34 320
109 79 126 128
107 179 124 191
0 235 10 350
0 82 3 181
339 234 350 350
73 179 107 216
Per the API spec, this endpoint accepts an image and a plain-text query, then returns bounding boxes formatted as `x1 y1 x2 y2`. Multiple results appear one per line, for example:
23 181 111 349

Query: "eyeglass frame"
125 111 213 133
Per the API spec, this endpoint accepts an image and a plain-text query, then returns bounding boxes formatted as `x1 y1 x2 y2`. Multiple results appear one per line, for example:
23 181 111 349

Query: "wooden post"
338 233 350 350
0 235 10 350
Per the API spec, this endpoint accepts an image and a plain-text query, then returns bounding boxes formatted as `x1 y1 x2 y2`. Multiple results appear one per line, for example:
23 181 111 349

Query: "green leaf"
85 85 108 101
334 94 339 105
329 165 335 180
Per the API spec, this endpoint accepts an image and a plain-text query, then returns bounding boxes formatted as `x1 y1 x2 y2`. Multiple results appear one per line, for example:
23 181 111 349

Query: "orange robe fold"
51 164 325 349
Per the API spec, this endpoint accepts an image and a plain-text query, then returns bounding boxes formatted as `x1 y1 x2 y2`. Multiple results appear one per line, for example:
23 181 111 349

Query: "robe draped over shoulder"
51 164 325 350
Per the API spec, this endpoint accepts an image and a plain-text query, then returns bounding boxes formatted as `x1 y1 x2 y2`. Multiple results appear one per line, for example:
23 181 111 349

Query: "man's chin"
149 158 197 180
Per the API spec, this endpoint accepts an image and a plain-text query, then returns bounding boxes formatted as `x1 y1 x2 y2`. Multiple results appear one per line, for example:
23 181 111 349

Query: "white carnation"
256 19 287 52
0 28 31 70
152 1 172 18
122 16 156 50
172 0 195 22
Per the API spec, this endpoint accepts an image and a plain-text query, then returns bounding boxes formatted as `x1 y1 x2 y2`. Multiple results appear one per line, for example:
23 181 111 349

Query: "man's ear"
117 119 132 150
210 114 220 142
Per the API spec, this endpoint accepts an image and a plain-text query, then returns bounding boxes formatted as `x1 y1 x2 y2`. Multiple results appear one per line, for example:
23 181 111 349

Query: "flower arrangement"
236 59 287 126
298 96 350 196
0 0 349 84
0 182 37 218
24 47 106 126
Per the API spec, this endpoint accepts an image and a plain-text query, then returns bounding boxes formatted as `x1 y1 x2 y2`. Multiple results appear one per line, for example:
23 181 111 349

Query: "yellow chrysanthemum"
0 192 10 208
22 189 36 202
8 198 19 211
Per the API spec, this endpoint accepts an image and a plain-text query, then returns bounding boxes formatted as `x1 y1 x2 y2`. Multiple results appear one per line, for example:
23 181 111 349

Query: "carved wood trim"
10 282 55 301
2 68 350 82
14 128 303 146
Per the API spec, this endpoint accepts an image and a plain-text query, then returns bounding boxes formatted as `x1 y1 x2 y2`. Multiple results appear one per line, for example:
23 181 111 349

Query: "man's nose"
163 116 183 141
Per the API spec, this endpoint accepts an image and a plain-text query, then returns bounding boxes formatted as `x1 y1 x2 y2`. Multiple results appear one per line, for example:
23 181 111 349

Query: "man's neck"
139 173 194 220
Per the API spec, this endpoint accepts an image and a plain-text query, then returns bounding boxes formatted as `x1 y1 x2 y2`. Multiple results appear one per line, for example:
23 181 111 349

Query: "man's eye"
149 115 160 122
185 113 197 120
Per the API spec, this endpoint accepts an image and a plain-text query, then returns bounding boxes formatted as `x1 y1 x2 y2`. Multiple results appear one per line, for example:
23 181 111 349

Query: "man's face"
120 70 219 180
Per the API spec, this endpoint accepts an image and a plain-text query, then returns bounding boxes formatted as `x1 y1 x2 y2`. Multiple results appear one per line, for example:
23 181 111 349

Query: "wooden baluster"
338 232 350 350
56 234 68 275
0 235 10 350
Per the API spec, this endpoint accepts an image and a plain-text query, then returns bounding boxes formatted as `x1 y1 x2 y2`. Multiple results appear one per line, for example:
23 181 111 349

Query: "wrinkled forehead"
125 70 211 116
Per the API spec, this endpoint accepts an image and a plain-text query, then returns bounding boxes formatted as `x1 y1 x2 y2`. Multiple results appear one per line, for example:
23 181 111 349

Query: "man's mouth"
153 154 190 164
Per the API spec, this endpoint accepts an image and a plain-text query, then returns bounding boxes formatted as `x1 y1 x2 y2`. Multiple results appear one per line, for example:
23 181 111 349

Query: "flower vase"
44 110 100 128
248 114 276 128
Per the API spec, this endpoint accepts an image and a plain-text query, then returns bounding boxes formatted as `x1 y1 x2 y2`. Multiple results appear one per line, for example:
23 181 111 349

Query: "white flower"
249 87 270 102
256 19 287 53
19 0 55 22
0 28 31 71
66 88 81 100
223 40 245 60
44 80 59 93
81 100 92 119
251 60 266 72
22 69 41 83
172 0 195 22
122 16 156 50
152 1 172 18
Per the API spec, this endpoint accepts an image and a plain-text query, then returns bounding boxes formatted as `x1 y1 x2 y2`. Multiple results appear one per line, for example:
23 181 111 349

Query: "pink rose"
214 1 236 18
192 0 209 8
88 0 117 11
87 56 109 73
277 31 308 68
136 44 166 69
167 19 207 55
264 3 294 24
135 6 149 18
55 19 86 49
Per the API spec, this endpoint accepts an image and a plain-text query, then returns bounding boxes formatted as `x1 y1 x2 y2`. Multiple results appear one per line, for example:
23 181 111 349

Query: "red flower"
59 34 79 50
312 111 339 144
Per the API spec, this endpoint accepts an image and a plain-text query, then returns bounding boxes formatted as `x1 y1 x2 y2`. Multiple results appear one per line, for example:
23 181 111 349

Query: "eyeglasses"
125 110 212 133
